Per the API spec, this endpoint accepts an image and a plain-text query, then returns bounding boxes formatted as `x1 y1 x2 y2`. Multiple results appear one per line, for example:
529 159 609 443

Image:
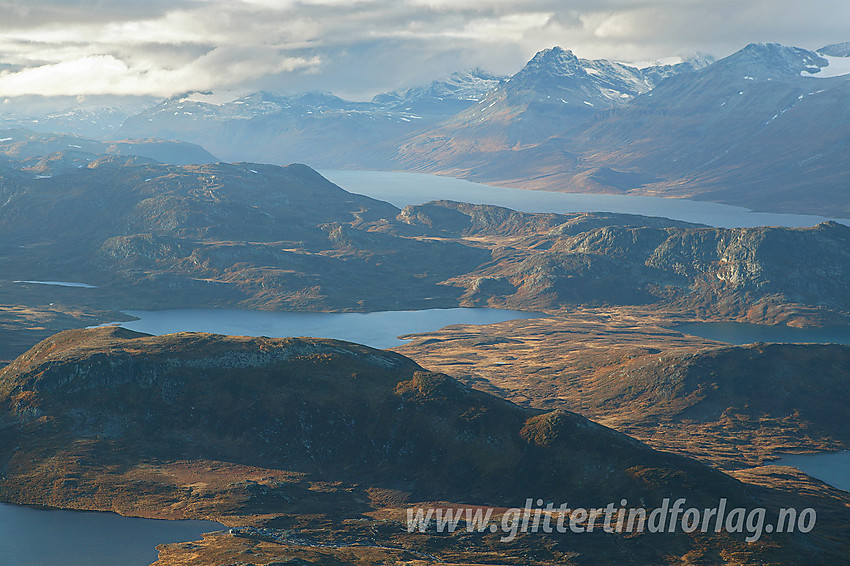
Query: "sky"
0 0 848 102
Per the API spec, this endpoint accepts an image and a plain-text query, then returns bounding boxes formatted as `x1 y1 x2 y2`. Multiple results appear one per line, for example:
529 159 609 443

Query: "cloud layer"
0 0 847 100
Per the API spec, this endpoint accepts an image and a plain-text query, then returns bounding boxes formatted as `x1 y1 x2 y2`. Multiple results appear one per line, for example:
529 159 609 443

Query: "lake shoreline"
322 169 850 228
0 501 224 566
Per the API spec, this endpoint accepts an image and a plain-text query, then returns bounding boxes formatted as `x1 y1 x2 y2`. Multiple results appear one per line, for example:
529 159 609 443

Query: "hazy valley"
8 41 849 217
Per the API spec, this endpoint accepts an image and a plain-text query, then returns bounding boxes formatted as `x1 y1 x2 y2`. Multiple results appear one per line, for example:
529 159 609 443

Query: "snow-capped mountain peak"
505 46 654 107
712 42 828 80
373 69 505 110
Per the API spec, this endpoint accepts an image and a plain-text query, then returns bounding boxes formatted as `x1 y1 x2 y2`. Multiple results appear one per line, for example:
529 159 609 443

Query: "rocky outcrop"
400 202 850 317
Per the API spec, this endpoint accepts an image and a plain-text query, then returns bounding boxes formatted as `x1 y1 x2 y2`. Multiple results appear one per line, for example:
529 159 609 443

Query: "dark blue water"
0 503 222 566
95 307 541 349
773 451 850 492
673 322 850 345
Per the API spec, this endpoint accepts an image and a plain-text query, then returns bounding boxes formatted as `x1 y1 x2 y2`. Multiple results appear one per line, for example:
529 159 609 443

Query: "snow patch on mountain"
373 69 504 108
807 54 850 78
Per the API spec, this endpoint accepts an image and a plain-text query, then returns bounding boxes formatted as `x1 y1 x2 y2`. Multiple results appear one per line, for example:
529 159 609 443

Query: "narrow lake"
0 503 222 566
673 322 850 345
96 307 541 349
13 280 98 288
322 169 849 229
773 451 850 492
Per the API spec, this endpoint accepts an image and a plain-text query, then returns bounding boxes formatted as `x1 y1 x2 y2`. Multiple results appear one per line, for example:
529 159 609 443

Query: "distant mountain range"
110 50 712 168
2 41 849 216
0 96 153 140
394 42 850 217
116 69 509 167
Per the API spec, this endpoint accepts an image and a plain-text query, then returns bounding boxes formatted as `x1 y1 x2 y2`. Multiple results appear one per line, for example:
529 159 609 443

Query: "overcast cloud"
1 0 848 100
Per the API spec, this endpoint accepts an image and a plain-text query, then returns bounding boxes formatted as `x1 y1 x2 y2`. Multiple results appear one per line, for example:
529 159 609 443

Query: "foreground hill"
0 326 845 564
0 326 733 506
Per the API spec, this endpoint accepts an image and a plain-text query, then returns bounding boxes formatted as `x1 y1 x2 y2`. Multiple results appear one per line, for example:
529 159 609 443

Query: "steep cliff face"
398 202 850 318
649 222 850 304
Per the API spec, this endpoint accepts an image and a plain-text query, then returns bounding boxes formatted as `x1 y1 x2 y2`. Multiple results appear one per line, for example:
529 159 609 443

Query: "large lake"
322 170 849 229
0 503 222 566
673 322 850 345
97 307 541 349
773 451 850 492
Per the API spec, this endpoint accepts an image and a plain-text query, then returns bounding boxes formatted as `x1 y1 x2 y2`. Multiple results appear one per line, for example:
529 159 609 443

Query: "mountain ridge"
392 42 850 216
2 163 850 322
